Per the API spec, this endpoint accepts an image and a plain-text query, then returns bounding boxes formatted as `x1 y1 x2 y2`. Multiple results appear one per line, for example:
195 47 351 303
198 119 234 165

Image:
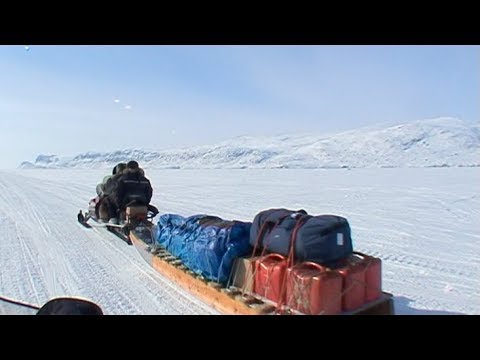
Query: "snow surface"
19 117 480 170
0 167 478 315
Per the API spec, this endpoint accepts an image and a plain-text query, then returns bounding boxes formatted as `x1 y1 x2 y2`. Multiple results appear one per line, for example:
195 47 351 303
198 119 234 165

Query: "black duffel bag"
250 208 353 264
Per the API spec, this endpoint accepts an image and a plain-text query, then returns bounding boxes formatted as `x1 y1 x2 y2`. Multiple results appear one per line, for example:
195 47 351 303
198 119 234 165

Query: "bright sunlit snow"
0 167 478 315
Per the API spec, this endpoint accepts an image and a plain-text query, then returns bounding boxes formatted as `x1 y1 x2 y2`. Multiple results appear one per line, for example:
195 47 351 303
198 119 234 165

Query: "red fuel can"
354 252 382 303
254 254 288 305
336 255 367 312
286 262 342 315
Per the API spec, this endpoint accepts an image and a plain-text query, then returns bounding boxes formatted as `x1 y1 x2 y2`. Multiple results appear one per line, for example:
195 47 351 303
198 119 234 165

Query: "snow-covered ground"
0 167 479 315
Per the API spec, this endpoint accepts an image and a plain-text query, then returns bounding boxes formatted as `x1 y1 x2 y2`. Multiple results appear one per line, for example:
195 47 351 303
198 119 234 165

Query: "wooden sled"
129 229 395 316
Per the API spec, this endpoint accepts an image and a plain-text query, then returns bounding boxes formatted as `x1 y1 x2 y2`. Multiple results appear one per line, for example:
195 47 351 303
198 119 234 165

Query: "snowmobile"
77 196 159 245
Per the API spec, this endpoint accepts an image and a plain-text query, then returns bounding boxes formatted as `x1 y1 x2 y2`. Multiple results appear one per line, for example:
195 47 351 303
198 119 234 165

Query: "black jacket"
110 168 153 209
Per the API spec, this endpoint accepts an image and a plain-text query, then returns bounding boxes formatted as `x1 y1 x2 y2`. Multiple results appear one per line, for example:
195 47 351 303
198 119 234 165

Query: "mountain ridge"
20 117 480 169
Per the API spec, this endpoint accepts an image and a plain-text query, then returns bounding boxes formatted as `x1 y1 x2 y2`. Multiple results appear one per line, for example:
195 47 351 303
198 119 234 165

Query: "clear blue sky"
0 45 478 168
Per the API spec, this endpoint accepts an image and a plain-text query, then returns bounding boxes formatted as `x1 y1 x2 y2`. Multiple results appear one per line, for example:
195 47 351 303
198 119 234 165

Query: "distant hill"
20 117 480 169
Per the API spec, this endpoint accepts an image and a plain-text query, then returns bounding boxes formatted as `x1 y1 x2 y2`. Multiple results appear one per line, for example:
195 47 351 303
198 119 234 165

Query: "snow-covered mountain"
20 117 480 169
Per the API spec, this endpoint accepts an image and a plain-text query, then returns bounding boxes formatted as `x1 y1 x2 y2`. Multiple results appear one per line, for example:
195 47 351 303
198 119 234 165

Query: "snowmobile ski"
78 221 92 229
77 211 92 228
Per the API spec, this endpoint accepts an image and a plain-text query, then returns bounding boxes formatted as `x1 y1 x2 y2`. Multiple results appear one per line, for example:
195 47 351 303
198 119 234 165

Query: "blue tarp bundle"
153 214 252 284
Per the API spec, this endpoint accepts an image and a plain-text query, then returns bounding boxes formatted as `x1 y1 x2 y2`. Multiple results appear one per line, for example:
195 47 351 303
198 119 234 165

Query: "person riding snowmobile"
99 160 153 224
96 162 126 198
95 163 127 222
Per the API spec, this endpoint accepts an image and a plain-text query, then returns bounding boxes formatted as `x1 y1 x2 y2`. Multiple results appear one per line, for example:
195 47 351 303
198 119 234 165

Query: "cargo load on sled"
128 208 394 315
76 162 393 315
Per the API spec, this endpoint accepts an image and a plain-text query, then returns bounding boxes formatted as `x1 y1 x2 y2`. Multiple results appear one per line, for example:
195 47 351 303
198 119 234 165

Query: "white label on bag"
337 233 344 246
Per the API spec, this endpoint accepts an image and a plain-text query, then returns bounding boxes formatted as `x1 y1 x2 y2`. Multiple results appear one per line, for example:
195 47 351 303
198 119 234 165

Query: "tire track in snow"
1 168 479 315
0 178 50 305
362 250 477 280
0 171 217 315
89 227 218 314
20 173 218 314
